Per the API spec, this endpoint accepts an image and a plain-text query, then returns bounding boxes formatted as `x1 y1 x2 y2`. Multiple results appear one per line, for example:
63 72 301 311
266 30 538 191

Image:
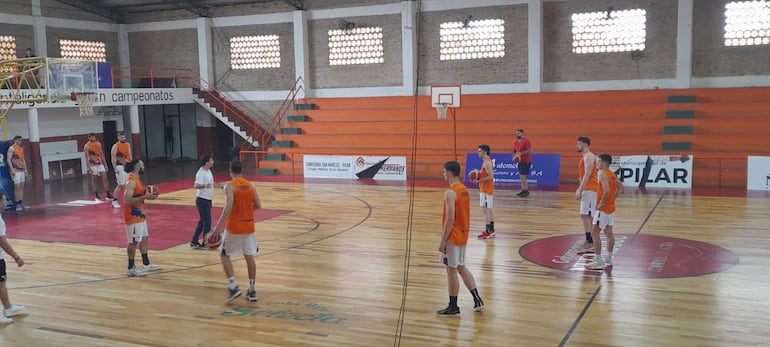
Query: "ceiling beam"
162 0 210 17
53 0 125 23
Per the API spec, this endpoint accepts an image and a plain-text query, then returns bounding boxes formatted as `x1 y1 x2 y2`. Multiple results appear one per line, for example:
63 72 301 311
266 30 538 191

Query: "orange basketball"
469 169 480 181
513 154 521 163
146 185 160 196
205 232 222 249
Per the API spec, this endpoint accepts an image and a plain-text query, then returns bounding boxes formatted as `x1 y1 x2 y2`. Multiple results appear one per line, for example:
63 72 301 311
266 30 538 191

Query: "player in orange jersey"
212 161 261 303
122 160 160 277
473 145 496 239
84 133 115 202
437 161 485 316
6 136 30 212
0 193 26 324
586 154 623 270
110 132 132 209
575 136 598 253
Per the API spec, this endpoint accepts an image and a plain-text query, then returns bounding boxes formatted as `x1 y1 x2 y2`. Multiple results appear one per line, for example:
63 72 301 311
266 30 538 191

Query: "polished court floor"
0 161 768 346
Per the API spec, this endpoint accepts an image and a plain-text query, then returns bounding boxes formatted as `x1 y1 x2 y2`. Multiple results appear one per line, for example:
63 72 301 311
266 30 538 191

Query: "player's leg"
100 171 114 199
587 213 606 270
437 244 461 316
90 168 102 200
221 232 243 302
243 233 259 301
604 215 615 265
578 191 597 252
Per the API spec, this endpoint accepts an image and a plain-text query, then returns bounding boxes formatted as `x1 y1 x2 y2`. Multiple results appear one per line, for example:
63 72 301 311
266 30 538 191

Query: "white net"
77 93 97 117
435 103 449 120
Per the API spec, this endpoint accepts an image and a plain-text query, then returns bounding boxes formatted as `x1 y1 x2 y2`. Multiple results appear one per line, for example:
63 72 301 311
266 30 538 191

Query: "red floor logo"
519 234 739 278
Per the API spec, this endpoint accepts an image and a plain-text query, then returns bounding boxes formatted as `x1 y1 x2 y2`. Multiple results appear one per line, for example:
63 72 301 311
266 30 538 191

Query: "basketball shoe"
477 229 495 239
246 289 258 302
126 267 147 277
577 244 595 253
226 286 243 303
473 300 485 312
436 306 461 316
586 259 606 270
4 304 25 317
141 264 161 272
0 315 12 325
112 200 121 209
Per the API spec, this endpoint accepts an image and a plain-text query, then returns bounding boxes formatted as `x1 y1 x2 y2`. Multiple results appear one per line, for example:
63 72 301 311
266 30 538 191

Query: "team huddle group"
435 131 622 316
0 132 266 325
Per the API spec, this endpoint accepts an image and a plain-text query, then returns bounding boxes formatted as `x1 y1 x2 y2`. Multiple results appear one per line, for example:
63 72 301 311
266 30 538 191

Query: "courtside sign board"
464 153 561 185
303 155 406 180
747 156 770 191
613 155 693 188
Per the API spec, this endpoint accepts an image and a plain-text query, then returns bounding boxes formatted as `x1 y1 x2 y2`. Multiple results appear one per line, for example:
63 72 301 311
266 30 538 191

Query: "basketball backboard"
431 85 461 107
47 58 99 103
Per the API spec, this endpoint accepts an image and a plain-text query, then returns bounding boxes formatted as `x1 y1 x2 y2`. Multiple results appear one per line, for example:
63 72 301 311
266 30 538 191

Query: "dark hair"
230 160 243 174
88 132 96 137
577 136 591 146
124 159 141 173
199 154 212 167
598 154 612 164
444 161 461 177
517 129 525 133
117 131 125 136
478 144 490 155
12 135 22 141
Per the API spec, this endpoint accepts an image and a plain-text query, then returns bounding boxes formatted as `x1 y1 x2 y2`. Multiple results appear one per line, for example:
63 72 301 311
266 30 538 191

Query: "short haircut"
88 132 96 137
12 135 22 141
117 131 125 136
199 154 212 167
577 136 591 146
230 160 243 174
517 129 525 133
598 154 612 164
444 160 461 177
124 159 140 173
478 144 490 155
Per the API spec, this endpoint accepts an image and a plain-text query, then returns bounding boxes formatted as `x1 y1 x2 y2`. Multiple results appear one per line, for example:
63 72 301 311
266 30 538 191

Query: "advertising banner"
303 155 354 179
303 155 408 181
614 155 693 188
747 156 770 191
353 156 407 180
464 153 561 185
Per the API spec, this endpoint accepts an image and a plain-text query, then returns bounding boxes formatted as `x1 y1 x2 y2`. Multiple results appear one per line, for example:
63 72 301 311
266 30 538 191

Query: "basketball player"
6 136 30 212
190 154 215 249
122 160 160 277
586 154 623 270
212 161 261 303
437 161 484 316
512 129 533 197
474 145 496 239
575 136 598 253
110 132 132 209
84 133 115 202
0 193 26 324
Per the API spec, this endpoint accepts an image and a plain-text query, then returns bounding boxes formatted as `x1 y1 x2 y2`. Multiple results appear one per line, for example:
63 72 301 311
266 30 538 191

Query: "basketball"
205 232 222 249
513 154 521 163
146 185 159 196
469 169 480 181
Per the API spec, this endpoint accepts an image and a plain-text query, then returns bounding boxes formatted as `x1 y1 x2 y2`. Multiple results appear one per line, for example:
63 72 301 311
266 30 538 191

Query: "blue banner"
0 140 16 209
464 153 561 186
97 62 113 88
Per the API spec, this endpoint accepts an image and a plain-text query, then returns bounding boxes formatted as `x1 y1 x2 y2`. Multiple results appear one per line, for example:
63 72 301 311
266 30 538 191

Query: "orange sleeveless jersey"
85 141 103 166
113 142 132 166
443 182 470 246
10 144 25 173
596 169 618 214
578 154 599 192
478 157 494 194
123 174 146 225
226 177 256 234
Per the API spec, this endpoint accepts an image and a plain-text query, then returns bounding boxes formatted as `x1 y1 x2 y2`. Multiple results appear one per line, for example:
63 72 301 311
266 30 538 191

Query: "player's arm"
252 185 261 210
480 160 494 182
193 171 209 189
83 144 91 172
6 146 13 168
0 236 23 267
597 172 610 209
439 189 456 253
519 141 533 155
110 143 118 169
213 183 234 234
615 176 624 197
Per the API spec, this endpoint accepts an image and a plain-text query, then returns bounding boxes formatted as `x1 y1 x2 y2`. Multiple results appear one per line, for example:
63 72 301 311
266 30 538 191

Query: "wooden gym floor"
0 162 768 346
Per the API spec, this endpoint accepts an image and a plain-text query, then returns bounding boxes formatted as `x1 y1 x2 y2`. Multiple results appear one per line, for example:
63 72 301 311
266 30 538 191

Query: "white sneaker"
605 257 613 266
586 260 606 270
578 245 595 253
0 315 12 324
111 200 121 209
141 264 161 272
126 268 147 277
4 304 25 317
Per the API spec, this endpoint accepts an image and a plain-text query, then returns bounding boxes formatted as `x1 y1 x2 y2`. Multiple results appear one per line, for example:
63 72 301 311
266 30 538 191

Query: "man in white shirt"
190 155 215 248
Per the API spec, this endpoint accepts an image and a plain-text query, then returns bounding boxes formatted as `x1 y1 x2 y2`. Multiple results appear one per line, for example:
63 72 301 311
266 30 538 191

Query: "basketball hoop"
73 92 97 117
435 103 449 120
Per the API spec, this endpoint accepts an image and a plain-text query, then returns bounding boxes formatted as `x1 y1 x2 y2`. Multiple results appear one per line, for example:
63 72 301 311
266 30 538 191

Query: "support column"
129 106 141 159
197 17 214 89
27 108 43 186
675 0 694 88
293 10 309 99
402 0 418 95
118 24 131 88
32 0 47 57
527 0 543 92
